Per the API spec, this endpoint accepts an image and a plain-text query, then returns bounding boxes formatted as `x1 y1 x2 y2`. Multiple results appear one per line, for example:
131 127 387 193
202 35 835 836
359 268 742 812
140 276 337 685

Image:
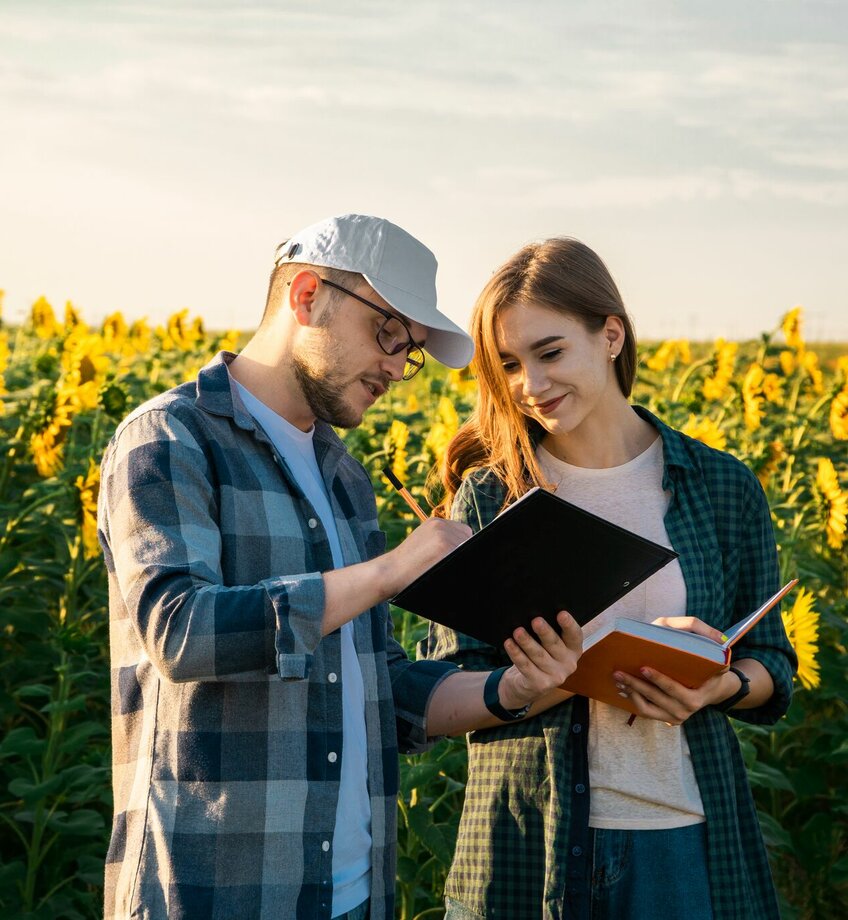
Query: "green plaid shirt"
421 407 797 920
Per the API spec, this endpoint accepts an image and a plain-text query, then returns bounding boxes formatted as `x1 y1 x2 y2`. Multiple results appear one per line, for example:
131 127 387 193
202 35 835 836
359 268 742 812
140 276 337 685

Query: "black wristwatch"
714 666 751 712
484 666 531 721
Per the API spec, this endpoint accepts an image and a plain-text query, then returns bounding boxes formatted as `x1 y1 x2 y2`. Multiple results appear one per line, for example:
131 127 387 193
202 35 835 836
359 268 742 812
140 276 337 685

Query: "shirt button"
321 840 330 852
328 752 337 763
572 846 583 857
575 783 586 794
572 723 583 734
328 672 338 683
308 518 318 529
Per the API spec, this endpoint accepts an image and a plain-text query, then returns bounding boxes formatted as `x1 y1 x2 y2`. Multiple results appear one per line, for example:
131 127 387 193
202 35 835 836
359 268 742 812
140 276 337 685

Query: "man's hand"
379 518 472 598
497 611 584 710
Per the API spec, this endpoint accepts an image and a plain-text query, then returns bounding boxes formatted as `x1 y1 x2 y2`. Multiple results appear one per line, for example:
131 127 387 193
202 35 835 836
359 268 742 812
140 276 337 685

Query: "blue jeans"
591 823 713 920
445 824 713 920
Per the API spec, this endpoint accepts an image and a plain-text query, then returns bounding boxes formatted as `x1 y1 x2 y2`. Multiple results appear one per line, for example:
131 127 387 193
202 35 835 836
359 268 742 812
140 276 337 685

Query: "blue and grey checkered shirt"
98 352 457 920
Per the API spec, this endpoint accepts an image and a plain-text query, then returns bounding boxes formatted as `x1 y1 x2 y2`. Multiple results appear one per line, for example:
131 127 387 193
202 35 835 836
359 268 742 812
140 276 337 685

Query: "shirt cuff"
392 658 459 754
726 648 794 724
262 572 326 681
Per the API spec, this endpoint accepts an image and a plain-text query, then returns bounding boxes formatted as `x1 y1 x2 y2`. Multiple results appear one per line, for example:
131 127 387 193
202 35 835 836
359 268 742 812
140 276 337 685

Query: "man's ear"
288 270 321 326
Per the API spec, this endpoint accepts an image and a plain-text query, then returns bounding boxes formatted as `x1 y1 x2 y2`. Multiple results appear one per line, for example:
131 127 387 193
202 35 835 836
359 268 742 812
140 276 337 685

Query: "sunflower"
781 588 820 690
75 460 101 559
646 340 676 372
125 318 153 357
781 306 804 350
742 363 766 431
703 339 737 401
425 396 459 466
384 419 410 485
29 386 82 476
31 296 61 340
217 329 242 353
762 373 784 405
756 440 786 489
779 350 796 376
830 387 848 441
160 309 205 351
64 301 87 333
816 457 847 550
102 311 129 349
448 365 478 398
802 350 824 394
682 414 727 451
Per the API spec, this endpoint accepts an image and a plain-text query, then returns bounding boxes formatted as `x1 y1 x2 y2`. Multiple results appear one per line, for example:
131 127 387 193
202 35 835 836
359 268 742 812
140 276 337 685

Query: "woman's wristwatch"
714 666 751 712
484 666 531 721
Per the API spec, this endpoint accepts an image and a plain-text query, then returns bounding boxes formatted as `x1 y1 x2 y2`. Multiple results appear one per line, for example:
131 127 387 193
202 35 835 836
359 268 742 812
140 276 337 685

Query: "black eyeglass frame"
319 278 425 380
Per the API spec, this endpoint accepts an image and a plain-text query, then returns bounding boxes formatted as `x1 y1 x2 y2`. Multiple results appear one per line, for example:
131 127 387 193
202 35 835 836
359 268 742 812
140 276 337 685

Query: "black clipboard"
391 487 678 648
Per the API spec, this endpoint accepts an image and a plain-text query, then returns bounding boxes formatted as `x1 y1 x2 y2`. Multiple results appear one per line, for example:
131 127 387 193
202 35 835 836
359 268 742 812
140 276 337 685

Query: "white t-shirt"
235 382 371 915
538 437 706 829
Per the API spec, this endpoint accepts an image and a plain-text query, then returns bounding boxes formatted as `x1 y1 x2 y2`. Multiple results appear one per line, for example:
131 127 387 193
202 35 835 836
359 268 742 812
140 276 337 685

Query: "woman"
423 238 796 920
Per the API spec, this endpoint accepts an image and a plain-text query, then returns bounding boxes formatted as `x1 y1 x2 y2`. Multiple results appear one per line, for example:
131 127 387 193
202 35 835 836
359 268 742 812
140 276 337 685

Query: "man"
99 214 581 920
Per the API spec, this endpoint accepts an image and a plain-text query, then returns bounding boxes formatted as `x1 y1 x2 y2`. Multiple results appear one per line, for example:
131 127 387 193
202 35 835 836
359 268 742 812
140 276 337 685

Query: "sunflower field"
0 291 845 919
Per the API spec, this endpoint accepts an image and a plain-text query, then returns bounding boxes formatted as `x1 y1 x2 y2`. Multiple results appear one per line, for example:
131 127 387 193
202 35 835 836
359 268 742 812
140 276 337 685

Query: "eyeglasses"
320 278 425 381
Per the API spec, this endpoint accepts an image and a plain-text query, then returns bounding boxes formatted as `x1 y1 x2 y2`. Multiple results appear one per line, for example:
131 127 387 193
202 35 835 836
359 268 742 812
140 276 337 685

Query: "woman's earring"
610 353 617 362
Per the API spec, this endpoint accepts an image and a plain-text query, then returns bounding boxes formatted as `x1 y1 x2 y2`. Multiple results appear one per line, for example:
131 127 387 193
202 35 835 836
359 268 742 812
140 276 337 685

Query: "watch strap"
714 666 751 712
484 666 531 721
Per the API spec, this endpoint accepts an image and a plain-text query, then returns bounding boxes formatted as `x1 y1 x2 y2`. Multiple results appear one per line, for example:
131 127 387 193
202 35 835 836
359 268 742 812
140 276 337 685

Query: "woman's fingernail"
640 667 651 677
615 682 626 690
720 634 729 643
618 691 629 698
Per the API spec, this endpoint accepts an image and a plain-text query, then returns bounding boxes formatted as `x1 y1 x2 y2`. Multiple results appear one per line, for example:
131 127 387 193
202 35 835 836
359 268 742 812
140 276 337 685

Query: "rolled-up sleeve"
725 472 797 724
100 409 327 683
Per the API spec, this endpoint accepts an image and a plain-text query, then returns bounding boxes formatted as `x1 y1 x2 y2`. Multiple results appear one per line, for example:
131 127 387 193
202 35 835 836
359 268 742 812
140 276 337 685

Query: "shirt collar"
194 351 347 456
632 405 696 472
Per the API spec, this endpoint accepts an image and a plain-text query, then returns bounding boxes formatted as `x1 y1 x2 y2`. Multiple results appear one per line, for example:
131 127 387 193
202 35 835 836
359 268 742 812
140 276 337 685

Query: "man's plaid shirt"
98 352 456 920
422 407 797 920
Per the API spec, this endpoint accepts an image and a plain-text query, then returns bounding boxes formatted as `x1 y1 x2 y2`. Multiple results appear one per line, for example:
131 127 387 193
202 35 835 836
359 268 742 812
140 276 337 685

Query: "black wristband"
714 666 751 712
484 666 531 722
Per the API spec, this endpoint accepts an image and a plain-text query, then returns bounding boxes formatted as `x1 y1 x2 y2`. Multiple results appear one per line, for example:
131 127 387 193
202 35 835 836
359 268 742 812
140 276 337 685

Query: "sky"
2 0 847 343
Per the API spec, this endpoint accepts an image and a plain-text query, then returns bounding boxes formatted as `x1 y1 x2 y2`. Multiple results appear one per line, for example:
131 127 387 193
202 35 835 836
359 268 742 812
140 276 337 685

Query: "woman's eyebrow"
498 335 563 359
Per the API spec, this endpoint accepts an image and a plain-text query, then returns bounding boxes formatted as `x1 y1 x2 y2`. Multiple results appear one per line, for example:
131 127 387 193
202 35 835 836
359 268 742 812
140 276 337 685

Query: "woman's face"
493 301 622 439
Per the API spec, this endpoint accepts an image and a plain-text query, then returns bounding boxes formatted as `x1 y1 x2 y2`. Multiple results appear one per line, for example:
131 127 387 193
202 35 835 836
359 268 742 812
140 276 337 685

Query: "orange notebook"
561 580 798 714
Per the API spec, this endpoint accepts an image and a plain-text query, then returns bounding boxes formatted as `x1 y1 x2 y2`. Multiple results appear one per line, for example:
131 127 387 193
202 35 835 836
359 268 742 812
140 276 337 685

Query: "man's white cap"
274 214 474 368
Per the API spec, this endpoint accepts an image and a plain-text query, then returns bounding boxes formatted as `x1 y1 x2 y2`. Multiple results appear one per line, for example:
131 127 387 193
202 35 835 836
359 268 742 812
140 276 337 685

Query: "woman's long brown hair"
433 238 638 517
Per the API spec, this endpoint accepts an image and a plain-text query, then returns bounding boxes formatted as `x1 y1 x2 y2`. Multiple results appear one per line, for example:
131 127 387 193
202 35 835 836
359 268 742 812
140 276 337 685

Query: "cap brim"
363 273 474 369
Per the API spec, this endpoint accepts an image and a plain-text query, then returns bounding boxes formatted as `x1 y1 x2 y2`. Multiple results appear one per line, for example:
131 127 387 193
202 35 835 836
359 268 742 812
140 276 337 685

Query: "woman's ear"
604 315 626 357
288 270 321 326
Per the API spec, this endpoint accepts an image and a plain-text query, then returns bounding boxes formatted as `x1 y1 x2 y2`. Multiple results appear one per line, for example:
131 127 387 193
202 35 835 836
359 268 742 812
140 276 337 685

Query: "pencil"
382 467 429 522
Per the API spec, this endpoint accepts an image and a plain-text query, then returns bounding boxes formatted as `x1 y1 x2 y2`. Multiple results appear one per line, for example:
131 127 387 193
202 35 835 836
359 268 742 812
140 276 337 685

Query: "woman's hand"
611 616 733 725
498 611 583 710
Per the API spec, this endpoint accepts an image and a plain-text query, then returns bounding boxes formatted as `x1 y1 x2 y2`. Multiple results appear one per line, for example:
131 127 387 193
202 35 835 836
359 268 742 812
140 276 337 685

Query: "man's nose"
381 350 408 382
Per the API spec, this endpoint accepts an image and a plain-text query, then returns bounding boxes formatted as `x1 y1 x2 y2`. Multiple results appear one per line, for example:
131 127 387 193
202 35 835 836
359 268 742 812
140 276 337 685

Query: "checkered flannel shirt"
421 407 797 920
99 352 456 920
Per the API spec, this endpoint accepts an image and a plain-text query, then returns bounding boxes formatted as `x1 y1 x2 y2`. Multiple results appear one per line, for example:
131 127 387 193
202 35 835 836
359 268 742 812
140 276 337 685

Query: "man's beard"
292 348 363 429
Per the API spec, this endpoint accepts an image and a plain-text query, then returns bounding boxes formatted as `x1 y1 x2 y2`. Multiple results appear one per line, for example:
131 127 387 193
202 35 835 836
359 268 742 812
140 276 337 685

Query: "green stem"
0 490 58 554
22 654 71 910
671 357 712 403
